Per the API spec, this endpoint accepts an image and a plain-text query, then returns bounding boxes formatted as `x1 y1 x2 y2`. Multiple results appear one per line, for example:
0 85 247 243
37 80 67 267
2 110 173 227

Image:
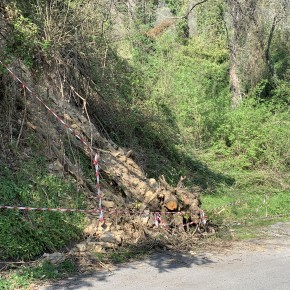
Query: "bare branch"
184 0 209 19
265 15 279 76
159 0 210 20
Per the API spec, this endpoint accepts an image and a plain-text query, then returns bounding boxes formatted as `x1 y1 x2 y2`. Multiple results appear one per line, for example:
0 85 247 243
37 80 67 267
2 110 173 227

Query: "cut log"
135 181 148 196
148 178 158 190
163 190 178 211
139 189 160 212
102 200 115 208
175 187 200 212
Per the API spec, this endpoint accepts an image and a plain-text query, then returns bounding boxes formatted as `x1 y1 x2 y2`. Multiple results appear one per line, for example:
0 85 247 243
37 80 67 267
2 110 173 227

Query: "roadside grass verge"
200 151 290 240
229 217 290 240
0 259 77 290
0 157 86 261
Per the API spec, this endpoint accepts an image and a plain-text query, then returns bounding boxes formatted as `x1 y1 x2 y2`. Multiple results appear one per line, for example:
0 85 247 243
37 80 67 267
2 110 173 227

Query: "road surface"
40 222 290 290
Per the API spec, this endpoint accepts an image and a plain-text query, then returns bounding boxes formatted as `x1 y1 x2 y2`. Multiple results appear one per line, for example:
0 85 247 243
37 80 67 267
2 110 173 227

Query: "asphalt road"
40 223 290 290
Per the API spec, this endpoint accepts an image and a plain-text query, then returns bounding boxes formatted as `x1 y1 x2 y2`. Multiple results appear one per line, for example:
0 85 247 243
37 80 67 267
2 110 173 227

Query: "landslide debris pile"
0 58 206 253
0 9 208 261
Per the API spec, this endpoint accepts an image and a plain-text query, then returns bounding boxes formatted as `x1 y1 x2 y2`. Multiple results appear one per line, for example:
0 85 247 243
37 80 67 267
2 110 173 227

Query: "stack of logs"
134 175 201 229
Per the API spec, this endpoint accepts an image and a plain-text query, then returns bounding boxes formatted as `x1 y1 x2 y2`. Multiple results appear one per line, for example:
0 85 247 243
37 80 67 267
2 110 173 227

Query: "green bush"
213 98 290 170
0 159 85 260
4 3 51 67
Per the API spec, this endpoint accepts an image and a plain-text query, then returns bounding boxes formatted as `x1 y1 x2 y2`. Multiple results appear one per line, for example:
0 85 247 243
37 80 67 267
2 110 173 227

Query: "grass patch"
199 150 290 241
229 217 290 240
0 259 76 290
0 157 85 260
202 182 290 224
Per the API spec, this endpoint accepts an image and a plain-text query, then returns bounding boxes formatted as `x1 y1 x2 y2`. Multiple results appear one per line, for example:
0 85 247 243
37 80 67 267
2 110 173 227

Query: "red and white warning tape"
0 205 203 216
0 205 101 213
154 212 162 227
0 60 93 152
0 204 207 230
0 60 105 220
94 153 104 221
200 209 207 225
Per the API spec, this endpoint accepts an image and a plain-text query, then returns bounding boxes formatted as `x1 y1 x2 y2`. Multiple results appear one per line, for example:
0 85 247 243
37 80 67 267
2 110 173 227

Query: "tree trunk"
225 1 243 108
229 48 242 108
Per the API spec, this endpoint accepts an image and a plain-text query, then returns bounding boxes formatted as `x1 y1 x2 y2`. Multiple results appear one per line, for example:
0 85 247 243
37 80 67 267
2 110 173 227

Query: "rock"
112 151 121 158
94 244 104 253
48 160 63 171
135 181 148 195
29 284 37 290
78 115 87 123
63 113 73 122
84 219 99 236
102 200 115 208
122 167 129 174
131 177 140 186
26 121 37 131
68 248 78 255
126 158 137 168
148 178 158 189
133 212 150 225
84 221 98 236
76 242 87 252
96 241 116 248
43 252 65 265
144 190 155 202
119 156 127 163
98 221 112 233
99 231 123 245
85 241 104 253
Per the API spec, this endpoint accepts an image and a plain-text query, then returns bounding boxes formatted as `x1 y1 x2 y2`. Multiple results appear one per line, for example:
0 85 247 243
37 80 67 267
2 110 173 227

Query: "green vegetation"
0 157 85 260
119 1 290 227
0 260 76 290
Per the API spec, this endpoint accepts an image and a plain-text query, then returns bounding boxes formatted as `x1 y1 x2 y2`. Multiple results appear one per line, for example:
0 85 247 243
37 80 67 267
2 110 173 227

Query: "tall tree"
223 0 290 106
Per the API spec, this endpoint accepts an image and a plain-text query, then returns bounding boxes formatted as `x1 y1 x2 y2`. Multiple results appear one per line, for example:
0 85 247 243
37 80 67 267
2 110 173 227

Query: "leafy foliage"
4 3 51 67
0 260 76 289
213 98 290 170
0 158 84 260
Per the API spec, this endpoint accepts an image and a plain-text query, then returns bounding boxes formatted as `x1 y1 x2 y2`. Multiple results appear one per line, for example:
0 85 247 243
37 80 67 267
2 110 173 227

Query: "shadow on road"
42 250 214 289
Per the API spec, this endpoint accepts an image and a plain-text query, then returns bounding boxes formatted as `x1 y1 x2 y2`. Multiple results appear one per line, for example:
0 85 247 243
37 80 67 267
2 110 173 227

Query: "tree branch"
265 15 279 76
156 0 210 20
184 0 209 19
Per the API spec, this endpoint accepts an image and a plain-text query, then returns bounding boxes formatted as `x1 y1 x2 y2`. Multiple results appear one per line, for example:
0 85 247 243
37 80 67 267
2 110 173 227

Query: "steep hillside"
0 5 205 264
